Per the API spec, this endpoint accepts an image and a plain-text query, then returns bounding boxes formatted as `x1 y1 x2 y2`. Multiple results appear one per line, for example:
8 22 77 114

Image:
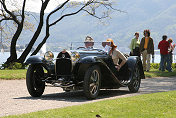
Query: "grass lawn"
145 69 176 78
0 69 27 80
0 68 176 80
3 91 176 118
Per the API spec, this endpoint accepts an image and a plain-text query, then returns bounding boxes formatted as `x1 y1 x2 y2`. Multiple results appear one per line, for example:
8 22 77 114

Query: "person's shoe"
146 70 149 72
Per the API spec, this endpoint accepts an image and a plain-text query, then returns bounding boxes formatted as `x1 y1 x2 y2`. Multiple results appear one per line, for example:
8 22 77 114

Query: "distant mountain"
16 0 176 53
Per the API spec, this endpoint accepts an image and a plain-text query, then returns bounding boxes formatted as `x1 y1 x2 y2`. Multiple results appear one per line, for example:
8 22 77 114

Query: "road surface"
0 77 176 117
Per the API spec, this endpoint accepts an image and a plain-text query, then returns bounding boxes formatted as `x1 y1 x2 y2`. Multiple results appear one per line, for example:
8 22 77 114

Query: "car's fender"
76 56 108 74
126 56 137 70
74 56 106 80
25 56 55 75
78 56 102 63
127 56 145 79
25 56 44 64
75 56 124 87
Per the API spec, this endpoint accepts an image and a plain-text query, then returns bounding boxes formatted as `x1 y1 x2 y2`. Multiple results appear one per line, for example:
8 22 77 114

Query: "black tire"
26 64 45 97
128 64 141 93
83 65 101 99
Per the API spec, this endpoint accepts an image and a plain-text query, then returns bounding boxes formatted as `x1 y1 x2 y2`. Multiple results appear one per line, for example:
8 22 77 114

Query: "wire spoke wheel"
84 65 101 99
89 70 100 95
128 64 141 93
133 67 140 89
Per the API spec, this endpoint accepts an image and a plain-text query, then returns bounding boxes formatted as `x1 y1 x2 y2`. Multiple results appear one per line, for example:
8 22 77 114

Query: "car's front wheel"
128 64 141 92
26 64 45 97
83 65 101 99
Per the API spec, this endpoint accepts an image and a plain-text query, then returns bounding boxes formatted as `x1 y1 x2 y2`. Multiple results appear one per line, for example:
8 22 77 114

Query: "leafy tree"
0 0 27 64
17 0 50 63
1 0 120 65
0 0 50 64
32 0 119 55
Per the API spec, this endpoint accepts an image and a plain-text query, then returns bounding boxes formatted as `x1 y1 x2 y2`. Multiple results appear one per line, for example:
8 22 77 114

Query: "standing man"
158 35 172 72
139 29 154 72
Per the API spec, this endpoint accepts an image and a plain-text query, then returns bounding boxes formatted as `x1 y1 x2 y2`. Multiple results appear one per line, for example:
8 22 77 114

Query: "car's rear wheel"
84 65 101 99
26 64 45 97
128 64 141 92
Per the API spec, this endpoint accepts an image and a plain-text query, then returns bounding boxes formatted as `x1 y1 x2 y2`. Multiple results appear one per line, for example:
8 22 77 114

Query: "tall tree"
17 0 50 63
32 0 117 55
1 0 120 65
0 0 27 64
0 0 51 64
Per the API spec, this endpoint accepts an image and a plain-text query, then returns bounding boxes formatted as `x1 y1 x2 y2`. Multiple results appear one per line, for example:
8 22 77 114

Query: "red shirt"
158 40 169 55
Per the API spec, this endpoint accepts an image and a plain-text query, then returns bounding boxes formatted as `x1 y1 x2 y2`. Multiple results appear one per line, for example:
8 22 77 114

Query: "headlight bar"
71 51 80 63
44 51 54 61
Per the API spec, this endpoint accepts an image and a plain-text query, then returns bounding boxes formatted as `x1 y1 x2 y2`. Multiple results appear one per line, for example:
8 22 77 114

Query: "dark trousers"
130 47 140 57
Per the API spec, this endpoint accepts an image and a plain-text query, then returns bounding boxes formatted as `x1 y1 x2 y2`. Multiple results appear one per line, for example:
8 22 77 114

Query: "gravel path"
0 77 176 117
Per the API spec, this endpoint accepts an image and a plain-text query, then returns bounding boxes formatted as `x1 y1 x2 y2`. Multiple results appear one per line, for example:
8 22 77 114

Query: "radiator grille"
55 52 72 76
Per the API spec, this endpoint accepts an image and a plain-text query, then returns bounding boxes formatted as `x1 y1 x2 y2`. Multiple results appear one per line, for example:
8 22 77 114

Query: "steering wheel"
77 47 86 50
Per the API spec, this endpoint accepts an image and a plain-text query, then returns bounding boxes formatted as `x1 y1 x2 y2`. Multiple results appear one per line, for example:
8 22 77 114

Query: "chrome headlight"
44 51 54 61
71 51 80 63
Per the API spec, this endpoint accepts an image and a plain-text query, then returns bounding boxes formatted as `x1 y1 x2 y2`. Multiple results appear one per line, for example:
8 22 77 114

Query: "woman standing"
130 32 140 56
168 38 175 66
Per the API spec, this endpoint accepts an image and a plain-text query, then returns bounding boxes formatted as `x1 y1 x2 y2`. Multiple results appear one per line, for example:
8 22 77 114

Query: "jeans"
168 53 173 64
160 54 172 72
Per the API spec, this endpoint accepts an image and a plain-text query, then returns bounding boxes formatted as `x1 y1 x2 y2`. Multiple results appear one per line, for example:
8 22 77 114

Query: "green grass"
145 69 176 78
0 68 176 80
3 91 176 118
0 69 27 80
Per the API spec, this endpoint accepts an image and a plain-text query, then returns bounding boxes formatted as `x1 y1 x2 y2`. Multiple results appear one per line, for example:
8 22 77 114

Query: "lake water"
0 52 170 65
0 52 34 65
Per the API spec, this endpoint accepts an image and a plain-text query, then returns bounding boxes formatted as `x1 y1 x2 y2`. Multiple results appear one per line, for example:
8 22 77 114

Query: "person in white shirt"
106 38 127 71
106 38 129 80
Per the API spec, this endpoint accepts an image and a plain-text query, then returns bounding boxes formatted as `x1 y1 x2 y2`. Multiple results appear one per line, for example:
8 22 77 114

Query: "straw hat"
85 36 94 42
106 38 117 48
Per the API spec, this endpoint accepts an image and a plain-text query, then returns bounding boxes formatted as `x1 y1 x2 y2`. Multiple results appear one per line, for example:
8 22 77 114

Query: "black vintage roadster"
25 42 145 99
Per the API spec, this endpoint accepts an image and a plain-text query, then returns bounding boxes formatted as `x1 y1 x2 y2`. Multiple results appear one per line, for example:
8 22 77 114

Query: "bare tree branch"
0 0 20 24
0 17 13 22
21 0 26 23
46 0 70 25
82 9 108 19
49 0 94 27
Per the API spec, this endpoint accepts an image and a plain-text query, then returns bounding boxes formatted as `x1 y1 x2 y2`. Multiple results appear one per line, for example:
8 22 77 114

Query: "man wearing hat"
84 36 94 48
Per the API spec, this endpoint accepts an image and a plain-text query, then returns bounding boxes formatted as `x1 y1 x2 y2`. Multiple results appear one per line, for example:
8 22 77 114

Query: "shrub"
150 63 176 69
150 63 160 69
0 62 26 70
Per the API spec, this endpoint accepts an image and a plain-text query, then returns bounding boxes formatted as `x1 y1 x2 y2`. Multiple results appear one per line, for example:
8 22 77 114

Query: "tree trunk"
31 26 49 55
17 22 44 63
5 25 23 64
17 0 49 63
